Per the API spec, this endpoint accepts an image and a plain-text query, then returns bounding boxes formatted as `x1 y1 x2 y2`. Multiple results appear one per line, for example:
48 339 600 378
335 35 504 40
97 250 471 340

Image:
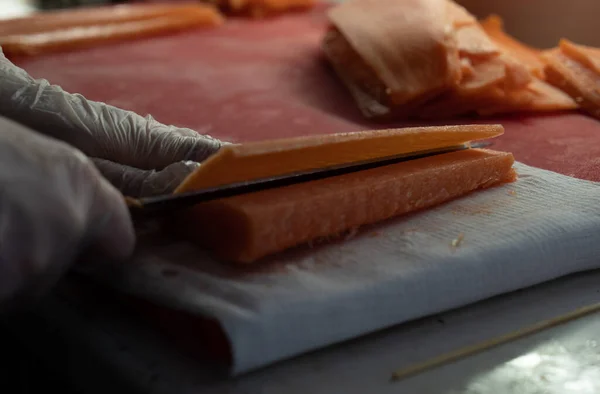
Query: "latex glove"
0 115 135 309
0 47 223 197
92 158 202 197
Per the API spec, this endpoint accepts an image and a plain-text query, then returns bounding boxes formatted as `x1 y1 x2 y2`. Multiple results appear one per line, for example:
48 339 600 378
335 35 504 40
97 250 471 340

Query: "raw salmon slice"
1 6 223 57
176 124 503 191
544 39 600 119
180 148 516 263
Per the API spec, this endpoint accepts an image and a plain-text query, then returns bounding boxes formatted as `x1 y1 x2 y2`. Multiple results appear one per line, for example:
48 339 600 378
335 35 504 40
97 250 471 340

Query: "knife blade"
126 140 492 218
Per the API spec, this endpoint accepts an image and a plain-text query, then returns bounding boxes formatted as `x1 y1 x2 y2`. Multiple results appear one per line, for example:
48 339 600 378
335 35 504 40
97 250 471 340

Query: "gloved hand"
0 116 135 309
0 47 224 197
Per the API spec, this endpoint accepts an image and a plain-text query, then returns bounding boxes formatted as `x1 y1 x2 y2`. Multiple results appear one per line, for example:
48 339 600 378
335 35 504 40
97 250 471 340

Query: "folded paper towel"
81 163 600 374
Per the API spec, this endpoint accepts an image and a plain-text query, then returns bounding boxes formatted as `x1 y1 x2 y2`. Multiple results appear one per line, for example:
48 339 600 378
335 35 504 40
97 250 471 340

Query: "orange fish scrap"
206 0 316 18
0 3 225 57
323 0 588 120
543 39 600 120
0 0 317 57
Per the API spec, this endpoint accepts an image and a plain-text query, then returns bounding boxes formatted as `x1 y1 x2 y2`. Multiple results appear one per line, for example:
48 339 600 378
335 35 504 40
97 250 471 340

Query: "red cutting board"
10 4 600 182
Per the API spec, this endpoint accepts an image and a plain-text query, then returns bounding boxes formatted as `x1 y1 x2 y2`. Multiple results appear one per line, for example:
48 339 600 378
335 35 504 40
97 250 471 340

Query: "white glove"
0 46 224 197
0 116 135 309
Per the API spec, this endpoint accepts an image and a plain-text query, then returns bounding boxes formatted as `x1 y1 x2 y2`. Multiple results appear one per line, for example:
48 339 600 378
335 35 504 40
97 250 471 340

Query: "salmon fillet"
0 4 223 57
181 148 516 263
544 39 600 119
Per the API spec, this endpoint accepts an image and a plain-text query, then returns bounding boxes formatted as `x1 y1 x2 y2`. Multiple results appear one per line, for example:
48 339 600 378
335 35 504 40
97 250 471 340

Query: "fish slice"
125 140 492 219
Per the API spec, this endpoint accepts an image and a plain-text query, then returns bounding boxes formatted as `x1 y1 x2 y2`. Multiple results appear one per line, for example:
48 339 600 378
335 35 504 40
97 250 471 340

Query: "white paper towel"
82 163 600 375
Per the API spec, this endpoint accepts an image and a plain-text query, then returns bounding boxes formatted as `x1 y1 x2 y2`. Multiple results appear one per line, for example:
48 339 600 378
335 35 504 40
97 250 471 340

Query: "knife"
126 140 492 218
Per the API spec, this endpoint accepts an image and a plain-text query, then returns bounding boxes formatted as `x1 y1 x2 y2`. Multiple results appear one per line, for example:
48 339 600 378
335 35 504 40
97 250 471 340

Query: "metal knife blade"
126 140 492 218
